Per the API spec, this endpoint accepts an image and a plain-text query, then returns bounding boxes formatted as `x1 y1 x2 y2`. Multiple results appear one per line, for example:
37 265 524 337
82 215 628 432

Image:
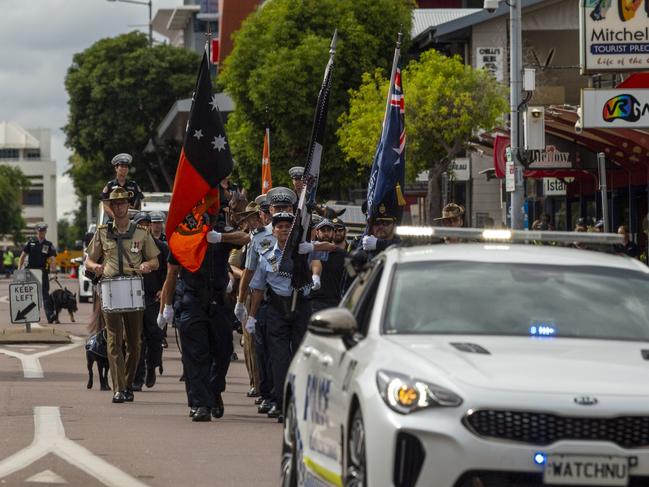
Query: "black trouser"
253 302 274 401
134 301 164 385
177 295 233 408
310 298 339 315
40 272 55 322
266 298 310 409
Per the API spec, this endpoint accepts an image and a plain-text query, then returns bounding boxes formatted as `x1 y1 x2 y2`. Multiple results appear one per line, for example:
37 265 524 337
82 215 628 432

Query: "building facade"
0 122 58 244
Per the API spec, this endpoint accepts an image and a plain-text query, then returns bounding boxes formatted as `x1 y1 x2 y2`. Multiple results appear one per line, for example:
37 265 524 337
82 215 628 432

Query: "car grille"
453 471 649 487
464 410 649 448
393 432 425 487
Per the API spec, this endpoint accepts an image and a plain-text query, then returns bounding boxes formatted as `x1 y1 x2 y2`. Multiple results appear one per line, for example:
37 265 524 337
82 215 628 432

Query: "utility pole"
509 0 524 229
107 0 153 47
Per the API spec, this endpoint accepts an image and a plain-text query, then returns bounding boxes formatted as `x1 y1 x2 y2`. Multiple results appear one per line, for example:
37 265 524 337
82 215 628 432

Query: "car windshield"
385 261 649 341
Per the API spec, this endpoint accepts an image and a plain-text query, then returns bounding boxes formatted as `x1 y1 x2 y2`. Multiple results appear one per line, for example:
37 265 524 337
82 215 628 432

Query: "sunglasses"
373 220 395 227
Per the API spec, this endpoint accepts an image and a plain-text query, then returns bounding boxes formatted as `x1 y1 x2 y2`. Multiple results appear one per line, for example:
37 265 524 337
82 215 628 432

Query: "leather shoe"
189 408 197 417
246 387 258 398
112 392 125 403
211 394 224 419
254 396 264 405
258 400 272 414
131 382 143 392
145 367 156 388
123 390 134 402
267 405 281 418
192 406 211 422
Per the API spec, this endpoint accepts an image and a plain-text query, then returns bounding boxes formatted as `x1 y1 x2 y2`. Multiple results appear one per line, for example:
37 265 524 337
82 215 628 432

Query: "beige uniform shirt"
87 223 160 278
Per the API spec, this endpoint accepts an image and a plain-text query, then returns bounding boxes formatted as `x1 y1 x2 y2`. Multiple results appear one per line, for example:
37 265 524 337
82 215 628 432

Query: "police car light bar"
396 226 624 245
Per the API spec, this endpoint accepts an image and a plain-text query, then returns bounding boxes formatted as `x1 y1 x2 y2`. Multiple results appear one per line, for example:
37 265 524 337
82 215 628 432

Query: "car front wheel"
280 395 300 487
345 407 366 487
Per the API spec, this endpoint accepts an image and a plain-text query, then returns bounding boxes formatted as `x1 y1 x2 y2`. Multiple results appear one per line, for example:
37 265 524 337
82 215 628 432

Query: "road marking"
0 339 83 378
0 295 8 304
26 469 67 484
0 407 148 487
6 345 49 349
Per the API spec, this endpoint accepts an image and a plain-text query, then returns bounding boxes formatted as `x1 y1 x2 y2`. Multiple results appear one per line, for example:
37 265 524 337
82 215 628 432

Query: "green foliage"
220 0 414 197
339 49 508 176
0 166 30 242
57 219 83 250
338 49 508 218
64 32 200 207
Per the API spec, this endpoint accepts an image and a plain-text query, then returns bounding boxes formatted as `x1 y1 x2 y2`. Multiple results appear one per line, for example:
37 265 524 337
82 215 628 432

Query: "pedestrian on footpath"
18 223 57 323
159 210 249 422
85 188 160 404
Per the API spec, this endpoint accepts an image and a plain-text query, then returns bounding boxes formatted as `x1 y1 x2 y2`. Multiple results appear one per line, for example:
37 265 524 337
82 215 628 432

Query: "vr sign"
543 178 567 197
582 88 649 128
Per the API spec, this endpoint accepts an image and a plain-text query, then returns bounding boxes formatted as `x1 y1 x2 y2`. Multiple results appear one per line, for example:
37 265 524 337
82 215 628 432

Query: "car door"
303 260 385 483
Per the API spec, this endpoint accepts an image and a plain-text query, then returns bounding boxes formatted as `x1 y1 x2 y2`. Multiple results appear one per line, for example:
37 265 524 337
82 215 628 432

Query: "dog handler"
85 188 159 403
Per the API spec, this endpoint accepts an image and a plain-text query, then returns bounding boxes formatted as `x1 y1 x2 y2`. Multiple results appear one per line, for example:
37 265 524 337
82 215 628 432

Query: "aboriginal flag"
166 51 233 270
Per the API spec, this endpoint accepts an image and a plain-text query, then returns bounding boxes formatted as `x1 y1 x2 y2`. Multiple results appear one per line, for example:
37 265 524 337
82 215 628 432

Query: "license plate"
543 455 629 486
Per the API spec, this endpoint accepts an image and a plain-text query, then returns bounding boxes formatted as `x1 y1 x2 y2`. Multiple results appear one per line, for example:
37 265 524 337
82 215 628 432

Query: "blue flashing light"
530 322 556 337
533 452 547 465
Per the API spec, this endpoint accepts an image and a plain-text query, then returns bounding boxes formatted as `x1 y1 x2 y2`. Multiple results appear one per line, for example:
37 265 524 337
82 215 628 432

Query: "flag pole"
382 32 403 132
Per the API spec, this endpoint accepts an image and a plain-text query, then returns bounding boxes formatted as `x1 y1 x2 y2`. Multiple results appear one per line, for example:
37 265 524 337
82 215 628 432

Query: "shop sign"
528 146 571 169
449 158 471 181
543 178 567 196
582 88 649 128
580 0 649 73
476 47 504 82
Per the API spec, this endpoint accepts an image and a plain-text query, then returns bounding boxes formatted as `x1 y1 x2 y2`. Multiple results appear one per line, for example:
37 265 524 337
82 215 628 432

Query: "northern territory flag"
261 127 272 194
167 51 233 270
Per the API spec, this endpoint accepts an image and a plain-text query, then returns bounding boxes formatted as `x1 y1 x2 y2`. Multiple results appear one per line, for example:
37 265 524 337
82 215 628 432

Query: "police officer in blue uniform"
132 212 169 391
159 213 249 422
18 223 57 323
101 153 144 220
247 212 313 422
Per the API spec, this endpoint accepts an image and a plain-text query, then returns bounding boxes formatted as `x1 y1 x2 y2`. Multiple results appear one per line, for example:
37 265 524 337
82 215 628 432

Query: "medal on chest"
130 240 141 253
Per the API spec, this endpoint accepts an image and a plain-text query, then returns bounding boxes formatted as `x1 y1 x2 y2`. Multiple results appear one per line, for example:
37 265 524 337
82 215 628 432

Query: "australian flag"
366 62 406 225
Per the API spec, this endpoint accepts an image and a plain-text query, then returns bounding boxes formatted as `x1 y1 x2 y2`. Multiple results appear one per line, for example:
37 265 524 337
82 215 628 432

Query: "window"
0 149 19 159
23 189 44 206
25 149 41 159
340 260 384 336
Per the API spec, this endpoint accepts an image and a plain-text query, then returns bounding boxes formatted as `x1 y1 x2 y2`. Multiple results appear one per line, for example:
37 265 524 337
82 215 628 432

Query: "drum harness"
106 222 139 277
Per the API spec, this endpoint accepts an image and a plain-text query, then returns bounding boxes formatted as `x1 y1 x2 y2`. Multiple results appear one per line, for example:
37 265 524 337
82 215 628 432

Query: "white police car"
281 228 649 487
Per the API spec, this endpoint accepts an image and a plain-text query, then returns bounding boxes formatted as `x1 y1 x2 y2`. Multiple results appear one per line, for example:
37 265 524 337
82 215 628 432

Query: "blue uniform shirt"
250 243 293 296
245 223 275 271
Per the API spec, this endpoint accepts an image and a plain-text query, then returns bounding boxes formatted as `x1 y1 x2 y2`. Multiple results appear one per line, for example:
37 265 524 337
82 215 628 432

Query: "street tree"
0 166 30 243
220 0 414 196
64 32 200 206
338 49 508 221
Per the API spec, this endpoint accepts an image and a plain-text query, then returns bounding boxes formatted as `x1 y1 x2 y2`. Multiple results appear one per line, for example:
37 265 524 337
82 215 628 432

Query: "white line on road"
0 407 148 487
0 339 84 378
0 295 8 304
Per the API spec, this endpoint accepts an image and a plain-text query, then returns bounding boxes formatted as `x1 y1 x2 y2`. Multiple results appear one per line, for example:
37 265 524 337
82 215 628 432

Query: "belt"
267 287 305 319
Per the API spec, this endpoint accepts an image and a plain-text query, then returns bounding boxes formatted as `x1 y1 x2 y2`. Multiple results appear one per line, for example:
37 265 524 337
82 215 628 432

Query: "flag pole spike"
330 29 338 55
205 22 212 66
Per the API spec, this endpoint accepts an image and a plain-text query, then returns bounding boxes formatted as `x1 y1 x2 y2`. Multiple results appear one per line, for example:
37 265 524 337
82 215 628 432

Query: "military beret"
111 153 133 166
266 187 297 207
288 166 305 179
272 212 295 226
316 219 334 230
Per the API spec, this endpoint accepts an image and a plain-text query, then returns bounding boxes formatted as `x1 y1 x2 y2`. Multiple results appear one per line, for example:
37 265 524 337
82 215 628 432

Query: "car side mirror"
308 308 358 337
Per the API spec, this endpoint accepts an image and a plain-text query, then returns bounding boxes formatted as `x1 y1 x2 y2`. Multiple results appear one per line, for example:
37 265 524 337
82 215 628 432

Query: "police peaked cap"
266 187 297 207
272 212 295 226
254 194 269 210
132 212 151 224
35 222 48 231
315 219 334 230
111 153 133 166
149 211 165 223
331 217 346 229
310 213 323 228
288 166 305 179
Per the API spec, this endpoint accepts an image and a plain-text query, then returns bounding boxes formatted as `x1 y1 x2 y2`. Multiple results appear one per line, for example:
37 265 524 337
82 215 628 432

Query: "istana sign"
528 146 572 169
581 0 649 73
582 88 649 128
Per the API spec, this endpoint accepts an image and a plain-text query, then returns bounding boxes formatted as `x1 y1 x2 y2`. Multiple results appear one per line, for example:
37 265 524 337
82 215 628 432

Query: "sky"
0 0 181 221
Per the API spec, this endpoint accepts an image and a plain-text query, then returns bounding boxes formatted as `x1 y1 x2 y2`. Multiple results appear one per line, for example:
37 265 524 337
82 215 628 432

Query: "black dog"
85 329 110 390
50 288 78 324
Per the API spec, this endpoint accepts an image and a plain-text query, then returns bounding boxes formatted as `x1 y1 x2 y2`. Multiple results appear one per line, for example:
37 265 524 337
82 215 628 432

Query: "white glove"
298 242 314 254
156 313 166 329
206 230 222 243
162 304 174 323
245 316 257 334
362 235 378 251
312 274 321 290
234 302 248 323
226 278 234 293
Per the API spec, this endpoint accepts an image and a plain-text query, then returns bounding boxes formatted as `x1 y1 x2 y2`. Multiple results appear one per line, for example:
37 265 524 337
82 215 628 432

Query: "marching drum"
100 276 144 313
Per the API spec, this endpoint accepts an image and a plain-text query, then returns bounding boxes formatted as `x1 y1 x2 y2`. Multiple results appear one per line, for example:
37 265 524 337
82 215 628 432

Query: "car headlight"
376 370 462 414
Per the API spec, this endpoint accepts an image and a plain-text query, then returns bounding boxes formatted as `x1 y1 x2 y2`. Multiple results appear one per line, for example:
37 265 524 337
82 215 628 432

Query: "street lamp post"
509 0 525 229
107 0 153 47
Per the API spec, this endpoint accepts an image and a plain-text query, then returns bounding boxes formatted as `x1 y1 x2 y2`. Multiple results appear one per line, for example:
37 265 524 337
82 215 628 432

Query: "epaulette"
136 224 150 232
97 225 108 230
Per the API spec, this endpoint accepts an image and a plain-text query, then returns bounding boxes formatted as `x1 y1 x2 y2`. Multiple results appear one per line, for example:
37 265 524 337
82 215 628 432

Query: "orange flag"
261 127 272 194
